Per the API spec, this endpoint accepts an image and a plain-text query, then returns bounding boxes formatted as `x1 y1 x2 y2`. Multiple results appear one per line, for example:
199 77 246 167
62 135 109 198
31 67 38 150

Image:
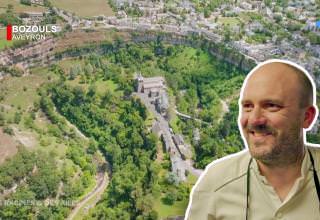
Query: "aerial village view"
0 0 319 219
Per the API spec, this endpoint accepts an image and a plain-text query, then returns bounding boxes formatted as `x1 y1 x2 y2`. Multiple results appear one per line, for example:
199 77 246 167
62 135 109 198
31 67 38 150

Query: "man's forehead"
241 62 302 101
244 62 301 89
249 62 298 80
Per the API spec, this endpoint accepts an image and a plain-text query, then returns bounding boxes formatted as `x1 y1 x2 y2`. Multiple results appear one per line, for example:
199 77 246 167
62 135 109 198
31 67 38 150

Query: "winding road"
62 116 109 220
67 171 109 220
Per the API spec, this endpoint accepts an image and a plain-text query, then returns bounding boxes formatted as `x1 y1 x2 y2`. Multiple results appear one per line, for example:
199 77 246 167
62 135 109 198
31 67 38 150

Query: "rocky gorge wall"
1 29 256 74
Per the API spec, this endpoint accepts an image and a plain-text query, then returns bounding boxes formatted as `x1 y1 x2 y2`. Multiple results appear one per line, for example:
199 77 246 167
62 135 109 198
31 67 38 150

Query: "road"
62 117 109 220
67 171 108 220
174 107 212 126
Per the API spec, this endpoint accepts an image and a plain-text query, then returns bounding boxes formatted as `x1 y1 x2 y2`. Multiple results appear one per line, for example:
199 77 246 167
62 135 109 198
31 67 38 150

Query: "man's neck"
256 149 305 202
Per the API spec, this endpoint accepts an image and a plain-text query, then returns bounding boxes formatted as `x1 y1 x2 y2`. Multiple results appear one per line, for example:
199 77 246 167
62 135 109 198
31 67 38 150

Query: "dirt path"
53 106 89 141
65 119 89 141
67 171 109 220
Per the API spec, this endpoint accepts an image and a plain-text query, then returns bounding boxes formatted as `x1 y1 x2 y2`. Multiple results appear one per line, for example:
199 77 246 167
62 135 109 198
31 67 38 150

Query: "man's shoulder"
194 149 251 193
307 144 320 170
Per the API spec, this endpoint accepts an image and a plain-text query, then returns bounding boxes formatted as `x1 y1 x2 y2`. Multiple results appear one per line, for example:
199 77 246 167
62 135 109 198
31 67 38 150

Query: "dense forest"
50 41 247 218
0 146 93 219
52 46 200 218
56 40 246 170
0 72 99 219
0 40 252 219
46 81 159 219
92 41 246 168
2 36 320 219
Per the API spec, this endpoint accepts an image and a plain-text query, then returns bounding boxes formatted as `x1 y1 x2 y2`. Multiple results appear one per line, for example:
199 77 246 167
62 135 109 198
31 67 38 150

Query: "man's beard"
245 123 304 167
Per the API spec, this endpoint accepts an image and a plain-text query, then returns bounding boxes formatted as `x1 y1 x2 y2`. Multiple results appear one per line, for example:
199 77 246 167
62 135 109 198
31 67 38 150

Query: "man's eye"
242 104 253 111
266 103 281 110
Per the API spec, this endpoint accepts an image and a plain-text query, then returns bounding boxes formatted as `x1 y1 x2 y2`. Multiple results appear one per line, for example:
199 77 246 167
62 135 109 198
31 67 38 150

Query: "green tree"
204 8 210 18
0 113 6 126
162 189 177 205
14 112 22 124
3 126 13 135
0 187 36 219
20 0 31 5
85 63 94 75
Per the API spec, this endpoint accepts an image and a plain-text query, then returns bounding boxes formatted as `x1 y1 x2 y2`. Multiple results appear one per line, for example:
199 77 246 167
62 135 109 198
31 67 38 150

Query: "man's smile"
248 130 274 144
249 131 273 137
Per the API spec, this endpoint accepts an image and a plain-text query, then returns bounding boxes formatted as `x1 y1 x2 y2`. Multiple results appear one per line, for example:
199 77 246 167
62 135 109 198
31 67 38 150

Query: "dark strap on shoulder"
246 157 253 220
308 149 320 203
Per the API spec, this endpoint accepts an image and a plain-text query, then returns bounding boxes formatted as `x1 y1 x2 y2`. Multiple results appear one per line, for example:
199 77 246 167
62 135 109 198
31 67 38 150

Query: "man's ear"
303 105 317 128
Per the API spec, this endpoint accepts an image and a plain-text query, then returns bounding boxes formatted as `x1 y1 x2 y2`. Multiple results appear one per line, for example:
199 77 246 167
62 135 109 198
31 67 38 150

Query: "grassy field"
59 58 120 95
0 29 15 51
154 197 189 219
216 17 241 26
66 77 119 95
0 0 47 14
96 79 118 93
153 174 198 218
154 170 198 218
51 0 114 17
0 128 18 164
0 67 54 120
57 58 85 72
152 164 198 219
0 67 69 159
166 47 213 75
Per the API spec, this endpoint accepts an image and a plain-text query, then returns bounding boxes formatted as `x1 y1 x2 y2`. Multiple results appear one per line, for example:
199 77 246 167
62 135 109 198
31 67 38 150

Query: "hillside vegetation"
1 41 246 219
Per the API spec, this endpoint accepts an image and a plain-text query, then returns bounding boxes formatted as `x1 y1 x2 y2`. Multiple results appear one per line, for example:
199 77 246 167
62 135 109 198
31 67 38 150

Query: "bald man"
185 60 320 220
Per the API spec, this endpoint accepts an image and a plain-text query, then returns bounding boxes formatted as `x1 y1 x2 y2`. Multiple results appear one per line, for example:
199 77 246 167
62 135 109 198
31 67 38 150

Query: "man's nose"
249 107 267 126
